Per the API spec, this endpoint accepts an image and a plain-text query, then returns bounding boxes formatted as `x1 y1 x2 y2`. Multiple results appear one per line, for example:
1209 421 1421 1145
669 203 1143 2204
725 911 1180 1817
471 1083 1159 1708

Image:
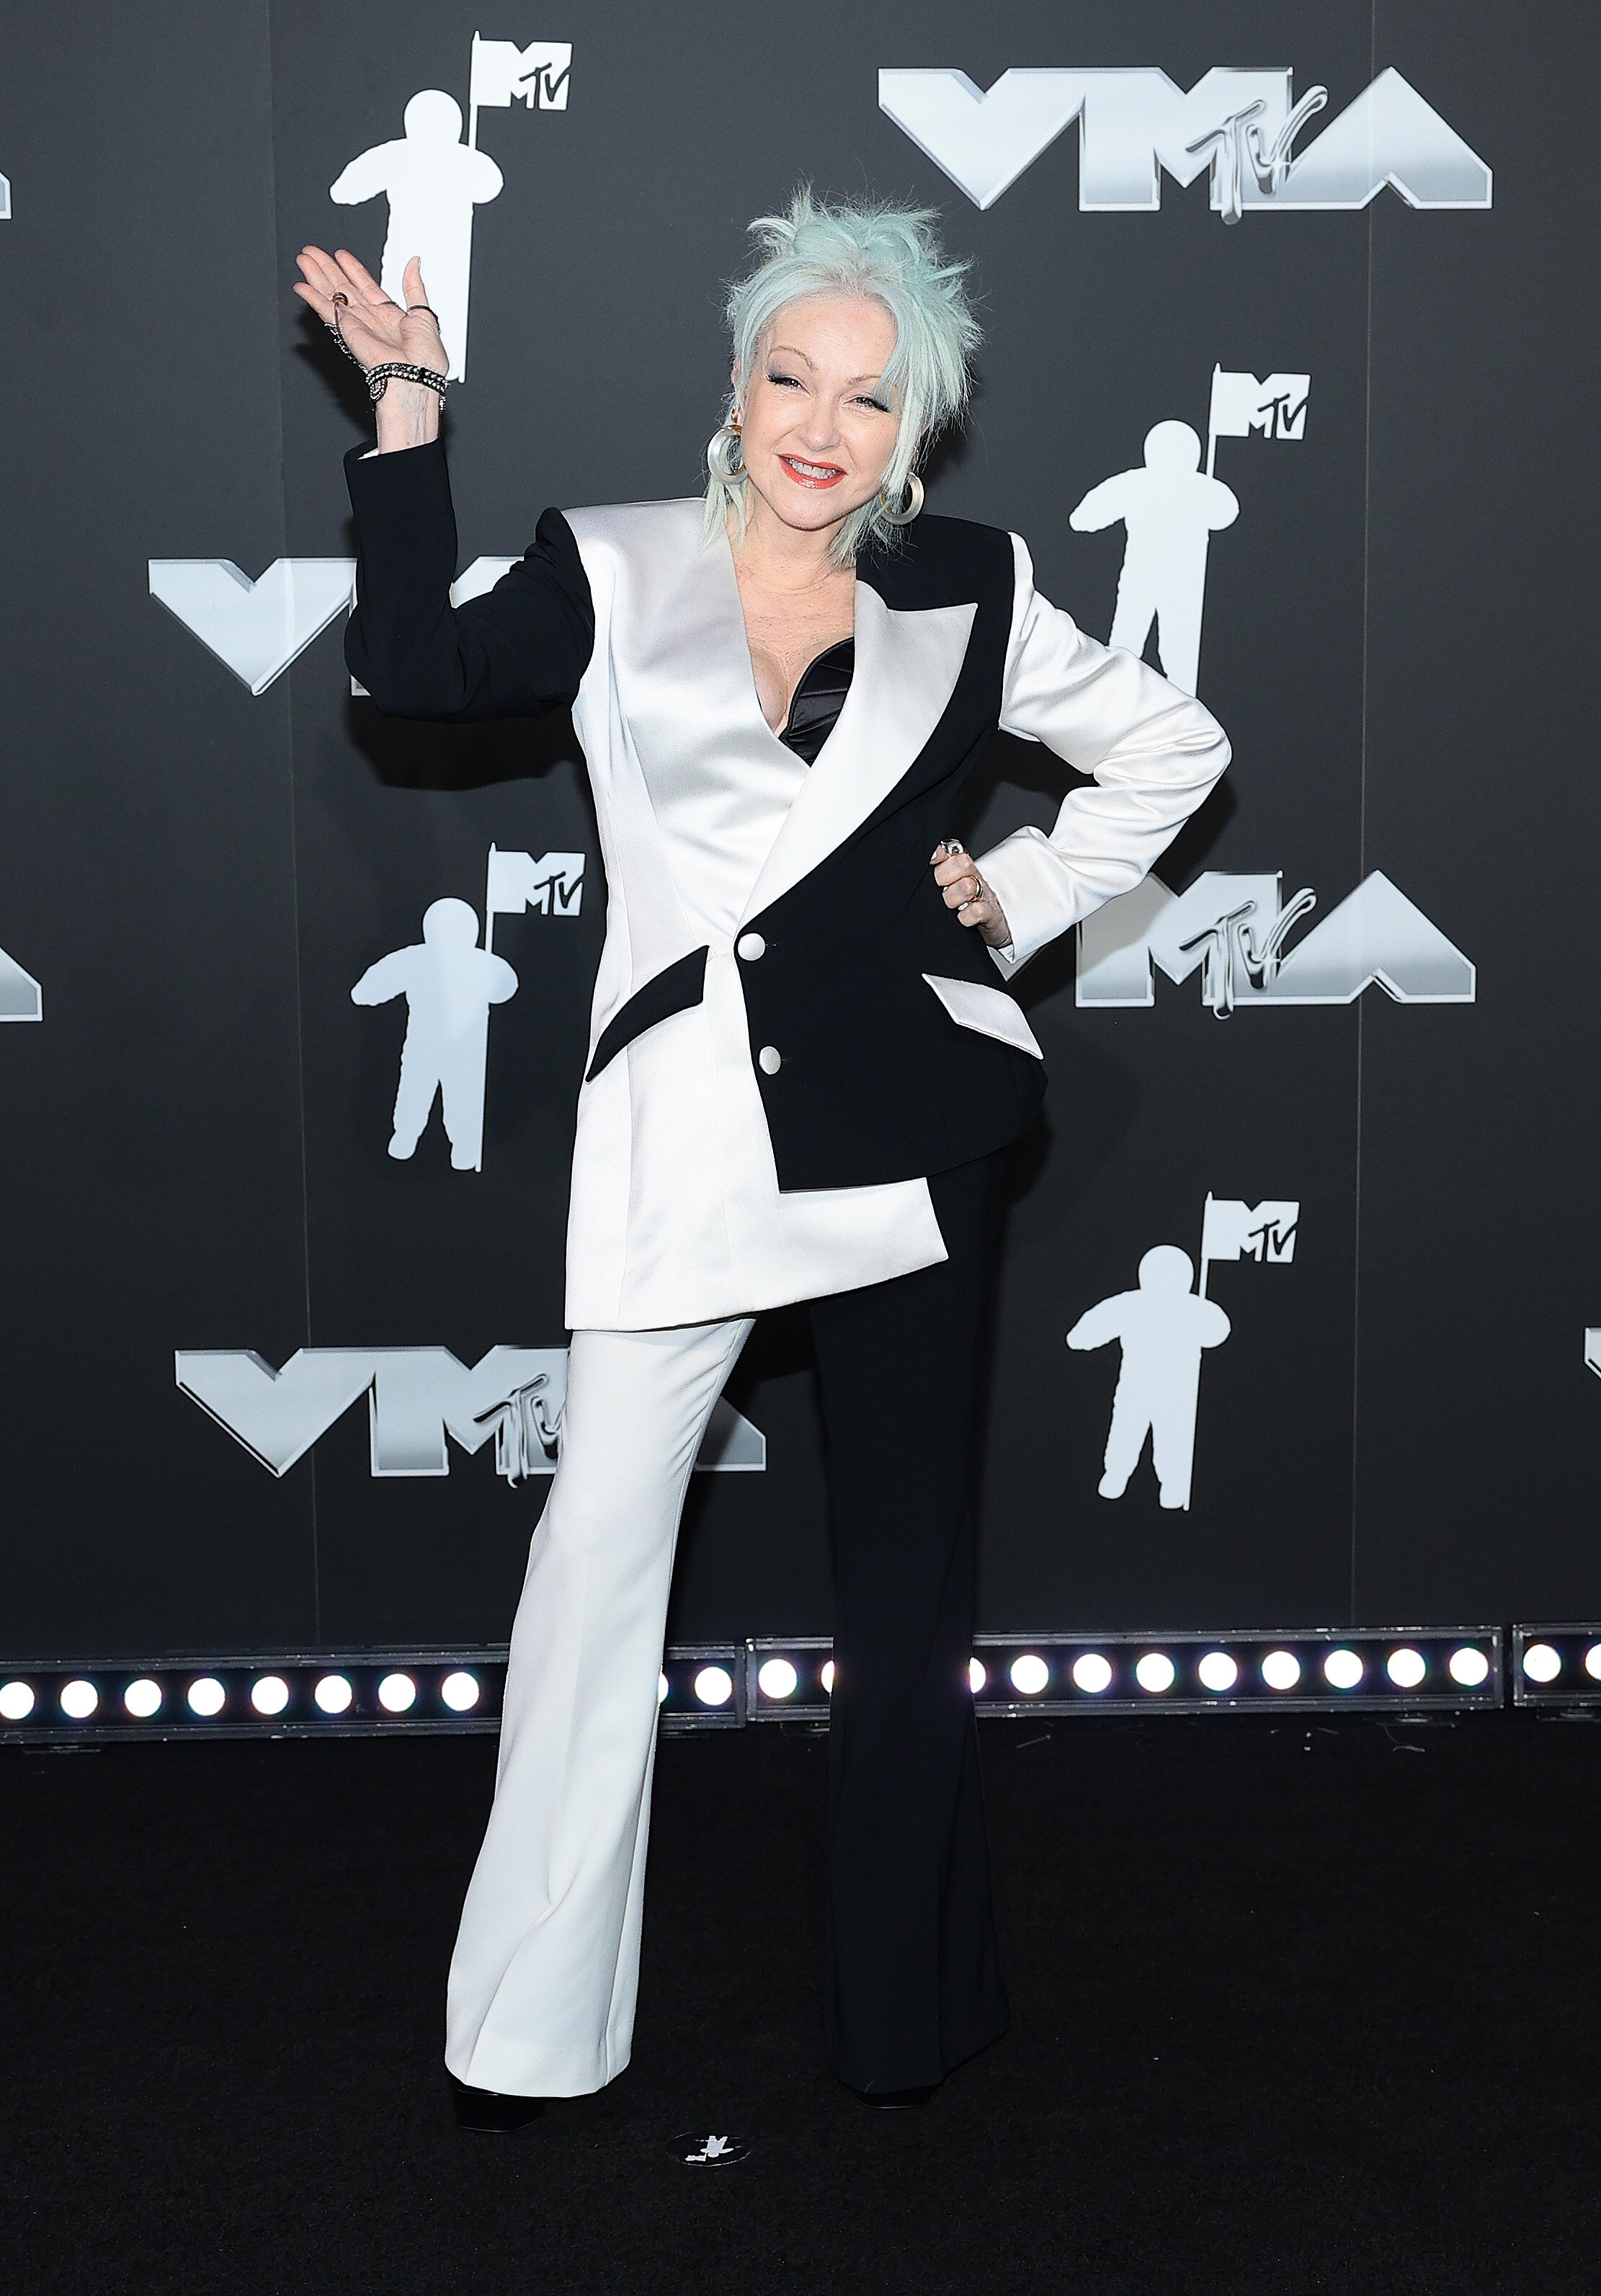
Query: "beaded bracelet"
365 362 449 404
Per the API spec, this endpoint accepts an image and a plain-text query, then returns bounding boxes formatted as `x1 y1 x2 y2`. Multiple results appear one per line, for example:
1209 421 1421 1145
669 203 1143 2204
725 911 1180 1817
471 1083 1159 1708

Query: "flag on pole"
486 846 585 925
470 34 573 113
1205 366 1310 473
1200 1195 1300 1276
1207 366 1311 445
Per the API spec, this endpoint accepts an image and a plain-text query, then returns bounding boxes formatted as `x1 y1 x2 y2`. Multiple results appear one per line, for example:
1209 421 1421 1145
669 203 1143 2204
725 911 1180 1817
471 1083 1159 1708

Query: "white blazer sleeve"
975 533 1231 977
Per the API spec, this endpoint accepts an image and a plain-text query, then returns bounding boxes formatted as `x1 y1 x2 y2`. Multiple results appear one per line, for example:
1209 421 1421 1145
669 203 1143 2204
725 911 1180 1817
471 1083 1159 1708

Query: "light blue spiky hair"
704 187 981 564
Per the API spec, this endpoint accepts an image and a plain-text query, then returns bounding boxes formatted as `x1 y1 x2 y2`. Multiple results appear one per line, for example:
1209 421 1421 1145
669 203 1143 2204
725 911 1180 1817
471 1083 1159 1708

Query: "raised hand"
293 245 445 373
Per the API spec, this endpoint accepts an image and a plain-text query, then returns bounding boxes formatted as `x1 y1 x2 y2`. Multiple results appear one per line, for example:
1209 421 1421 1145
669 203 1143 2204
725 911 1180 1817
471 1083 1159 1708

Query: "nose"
795 397 844 452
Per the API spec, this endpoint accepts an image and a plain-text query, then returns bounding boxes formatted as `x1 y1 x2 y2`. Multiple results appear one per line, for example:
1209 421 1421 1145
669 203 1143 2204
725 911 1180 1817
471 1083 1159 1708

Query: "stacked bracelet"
365 362 448 404
326 299 447 407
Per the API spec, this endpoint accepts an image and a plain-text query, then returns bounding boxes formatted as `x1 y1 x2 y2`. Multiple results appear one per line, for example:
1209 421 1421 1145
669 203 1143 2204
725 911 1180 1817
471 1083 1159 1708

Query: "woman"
294 192 1228 2124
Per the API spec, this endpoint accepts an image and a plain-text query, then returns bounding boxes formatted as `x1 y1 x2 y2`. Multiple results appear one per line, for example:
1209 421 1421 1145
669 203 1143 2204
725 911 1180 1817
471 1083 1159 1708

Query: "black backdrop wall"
1 0 1594 1663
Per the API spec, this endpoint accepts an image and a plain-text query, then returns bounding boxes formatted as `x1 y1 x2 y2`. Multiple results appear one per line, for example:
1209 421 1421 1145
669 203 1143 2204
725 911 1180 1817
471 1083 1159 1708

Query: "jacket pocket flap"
922 973 1043 1059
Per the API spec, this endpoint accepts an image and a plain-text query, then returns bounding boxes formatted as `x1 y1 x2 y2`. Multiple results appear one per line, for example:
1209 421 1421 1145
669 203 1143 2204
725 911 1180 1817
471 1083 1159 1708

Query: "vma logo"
176 1347 764 1480
879 67 1491 218
150 553 529 696
1078 871 1476 1015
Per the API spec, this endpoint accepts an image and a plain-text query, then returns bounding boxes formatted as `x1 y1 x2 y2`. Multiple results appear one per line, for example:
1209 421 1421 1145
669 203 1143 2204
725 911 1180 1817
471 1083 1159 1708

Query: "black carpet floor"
9 1707 1601 2295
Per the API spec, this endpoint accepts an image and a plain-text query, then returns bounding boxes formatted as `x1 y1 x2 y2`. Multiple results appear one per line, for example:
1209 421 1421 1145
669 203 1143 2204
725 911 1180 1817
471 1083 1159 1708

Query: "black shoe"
850 2081 940 2111
449 2072 546 2132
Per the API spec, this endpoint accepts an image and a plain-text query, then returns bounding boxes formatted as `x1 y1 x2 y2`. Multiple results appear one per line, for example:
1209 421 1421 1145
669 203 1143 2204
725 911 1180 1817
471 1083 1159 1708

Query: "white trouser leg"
445 1314 752 2097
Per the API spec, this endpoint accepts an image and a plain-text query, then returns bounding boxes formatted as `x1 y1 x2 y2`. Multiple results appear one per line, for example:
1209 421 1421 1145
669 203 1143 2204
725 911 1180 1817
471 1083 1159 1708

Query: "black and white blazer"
345 440 1229 1330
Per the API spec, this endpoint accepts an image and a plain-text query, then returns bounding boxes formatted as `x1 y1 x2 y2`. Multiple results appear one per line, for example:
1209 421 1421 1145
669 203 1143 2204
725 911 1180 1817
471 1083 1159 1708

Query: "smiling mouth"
778 454 847 489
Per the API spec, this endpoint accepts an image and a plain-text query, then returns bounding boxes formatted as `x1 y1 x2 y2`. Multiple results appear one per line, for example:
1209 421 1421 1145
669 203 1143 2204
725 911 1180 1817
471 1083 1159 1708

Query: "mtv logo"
1210 368 1309 443
175 1346 764 1477
486 845 585 927
1077 870 1476 1014
1203 1195 1299 1266
151 559 355 695
471 36 572 112
878 66 1491 215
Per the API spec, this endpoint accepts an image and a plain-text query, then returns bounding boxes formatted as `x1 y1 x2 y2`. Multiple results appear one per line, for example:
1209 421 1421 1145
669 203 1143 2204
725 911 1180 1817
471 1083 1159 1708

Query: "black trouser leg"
809 1149 1009 2092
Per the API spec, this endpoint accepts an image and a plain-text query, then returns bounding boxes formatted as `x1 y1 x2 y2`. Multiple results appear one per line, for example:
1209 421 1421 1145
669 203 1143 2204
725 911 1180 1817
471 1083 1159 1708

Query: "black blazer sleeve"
343 437 595 721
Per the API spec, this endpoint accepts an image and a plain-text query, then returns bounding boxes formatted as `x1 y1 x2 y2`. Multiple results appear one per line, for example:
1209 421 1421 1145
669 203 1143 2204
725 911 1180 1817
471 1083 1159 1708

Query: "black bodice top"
777 638 855 764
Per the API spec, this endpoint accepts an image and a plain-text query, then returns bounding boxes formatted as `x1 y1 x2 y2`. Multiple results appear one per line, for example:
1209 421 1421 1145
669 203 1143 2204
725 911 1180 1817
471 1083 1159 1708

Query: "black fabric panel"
344 440 594 719
584 945 710 1081
780 638 855 763
746 515 1048 1191
813 1148 1010 2090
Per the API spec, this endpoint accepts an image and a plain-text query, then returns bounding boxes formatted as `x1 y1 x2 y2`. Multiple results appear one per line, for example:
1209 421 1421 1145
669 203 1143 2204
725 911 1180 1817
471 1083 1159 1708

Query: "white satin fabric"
558 502 1228 1332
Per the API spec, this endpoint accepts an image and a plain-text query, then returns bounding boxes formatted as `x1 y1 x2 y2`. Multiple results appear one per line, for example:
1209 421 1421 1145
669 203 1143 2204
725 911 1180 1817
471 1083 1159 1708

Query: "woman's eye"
767 372 802 388
857 397 889 414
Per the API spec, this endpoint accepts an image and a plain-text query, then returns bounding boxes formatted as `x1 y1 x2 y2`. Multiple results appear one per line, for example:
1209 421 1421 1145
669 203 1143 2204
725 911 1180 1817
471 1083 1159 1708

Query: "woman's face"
734 293 900 541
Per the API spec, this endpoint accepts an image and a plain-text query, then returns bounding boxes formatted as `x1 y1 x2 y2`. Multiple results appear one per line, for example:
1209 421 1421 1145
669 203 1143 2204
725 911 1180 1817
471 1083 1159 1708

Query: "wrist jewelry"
365 362 448 404
326 295 447 404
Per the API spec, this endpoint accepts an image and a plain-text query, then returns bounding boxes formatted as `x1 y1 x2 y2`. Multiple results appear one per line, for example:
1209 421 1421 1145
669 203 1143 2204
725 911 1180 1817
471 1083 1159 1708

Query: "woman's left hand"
931 842 1012 950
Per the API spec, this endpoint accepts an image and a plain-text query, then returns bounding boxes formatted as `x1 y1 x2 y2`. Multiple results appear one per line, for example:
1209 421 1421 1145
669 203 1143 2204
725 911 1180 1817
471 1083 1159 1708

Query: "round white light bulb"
1071 1652 1112 1696
250 1675 290 1717
757 1658 798 1701
1323 1647 1365 1691
441 1670 481 1712
1386 1647 1427 1690
1198 1651 1238 1694
123 1678 163 1719
968 1657 986 1694
693 1665 733 1707
1522 1642 1561 1684
314 1674 353 1716
1261 1650 1302 1691
61 1678 99 1720
0 1680 36 1722
1449 1646 1490 1688
1010 1653 1049 1696
820 1660 835 1694
1584 1645 1601 1683
187 1677 226 1718
1135 1652 1175 1694
378 1672 416 1714
657 1672 669 1705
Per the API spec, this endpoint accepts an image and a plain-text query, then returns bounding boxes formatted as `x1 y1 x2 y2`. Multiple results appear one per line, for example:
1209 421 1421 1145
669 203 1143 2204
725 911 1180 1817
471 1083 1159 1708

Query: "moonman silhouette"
1067 1245 1231 1511
1069 422 1239 697
329 91 503 380
352 899 517 1173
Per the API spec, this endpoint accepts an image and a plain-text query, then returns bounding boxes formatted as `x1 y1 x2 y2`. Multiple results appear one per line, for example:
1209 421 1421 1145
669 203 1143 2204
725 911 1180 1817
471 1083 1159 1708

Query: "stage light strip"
744 1629 1504 1721
1509 1624 1601 1706
0 1630 1502 1743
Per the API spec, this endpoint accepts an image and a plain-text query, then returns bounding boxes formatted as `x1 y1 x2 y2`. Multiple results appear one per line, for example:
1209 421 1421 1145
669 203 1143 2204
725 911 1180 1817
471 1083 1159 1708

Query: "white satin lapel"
739 586 977 923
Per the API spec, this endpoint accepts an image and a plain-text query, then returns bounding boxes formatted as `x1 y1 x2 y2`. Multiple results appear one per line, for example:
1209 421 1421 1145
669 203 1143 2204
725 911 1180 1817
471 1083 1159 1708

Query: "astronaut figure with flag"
1068 1197 1299 1510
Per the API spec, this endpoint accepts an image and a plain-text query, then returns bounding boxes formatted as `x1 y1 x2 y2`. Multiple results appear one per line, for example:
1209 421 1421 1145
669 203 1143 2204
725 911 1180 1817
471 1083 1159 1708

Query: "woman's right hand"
293 246 447 450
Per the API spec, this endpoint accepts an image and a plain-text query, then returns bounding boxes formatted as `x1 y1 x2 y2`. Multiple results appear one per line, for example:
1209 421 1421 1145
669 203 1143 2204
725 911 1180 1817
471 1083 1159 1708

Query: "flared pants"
445 1152 1009 2097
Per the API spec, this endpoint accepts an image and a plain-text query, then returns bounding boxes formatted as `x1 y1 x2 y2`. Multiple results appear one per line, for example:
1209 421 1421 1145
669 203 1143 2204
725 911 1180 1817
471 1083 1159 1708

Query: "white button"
736 933 766 962
758 1045 782 1074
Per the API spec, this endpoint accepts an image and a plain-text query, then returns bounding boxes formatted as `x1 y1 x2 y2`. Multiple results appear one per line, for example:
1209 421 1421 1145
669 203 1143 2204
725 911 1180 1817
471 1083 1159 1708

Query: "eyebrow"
767 344 886 387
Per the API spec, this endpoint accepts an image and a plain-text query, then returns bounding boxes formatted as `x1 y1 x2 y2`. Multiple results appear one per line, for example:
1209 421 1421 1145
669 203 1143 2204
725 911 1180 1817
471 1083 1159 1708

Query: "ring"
332 292 349 306
406 303 439 321
940 837 964 858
